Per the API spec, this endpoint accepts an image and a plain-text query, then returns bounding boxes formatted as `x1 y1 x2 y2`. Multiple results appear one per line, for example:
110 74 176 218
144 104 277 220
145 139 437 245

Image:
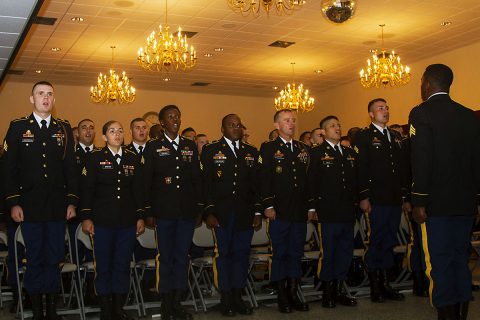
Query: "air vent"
182 31 198 38
191 82 210 87
7 69 25 75
268 40 295 48
33 16 57 26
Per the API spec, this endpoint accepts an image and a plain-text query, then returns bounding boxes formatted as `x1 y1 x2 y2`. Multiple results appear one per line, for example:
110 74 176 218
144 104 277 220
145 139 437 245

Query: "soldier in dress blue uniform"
126 118 148 162
80 120 145 320
143 105 202 320
258 109 311 313
353 98 411 303
308 116 358 308
409 64 480 320
201 114 261 316
2 81 79 320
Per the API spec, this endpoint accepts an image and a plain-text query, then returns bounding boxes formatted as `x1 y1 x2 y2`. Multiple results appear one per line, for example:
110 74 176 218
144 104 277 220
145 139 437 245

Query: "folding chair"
75 224 142 318
14 225 84 320
0 230 8 308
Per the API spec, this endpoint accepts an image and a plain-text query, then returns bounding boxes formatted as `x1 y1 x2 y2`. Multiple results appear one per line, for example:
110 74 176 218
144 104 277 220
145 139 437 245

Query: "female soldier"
80 120 145 320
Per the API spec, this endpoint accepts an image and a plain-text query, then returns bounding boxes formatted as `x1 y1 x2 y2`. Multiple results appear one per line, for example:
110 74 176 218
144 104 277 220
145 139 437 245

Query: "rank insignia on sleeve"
354 146 359 154
409 124 416 136
200 162 203 170
3 140 7 152
82 167 87 176
258 155 262 164
141 156 145 164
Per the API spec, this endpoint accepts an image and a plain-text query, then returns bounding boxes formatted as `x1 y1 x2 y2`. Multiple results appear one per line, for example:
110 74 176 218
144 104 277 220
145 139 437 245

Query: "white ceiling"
3 0 480 97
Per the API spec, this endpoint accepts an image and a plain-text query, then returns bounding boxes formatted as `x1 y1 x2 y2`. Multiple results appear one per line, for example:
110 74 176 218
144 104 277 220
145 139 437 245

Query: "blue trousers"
22 221 65 294
364 205 402 269
213 214 253 291
156 218 195 293
420 216 473 308
93 226 136 295
318 222 354 281
407 219 423 273
268 219 306 282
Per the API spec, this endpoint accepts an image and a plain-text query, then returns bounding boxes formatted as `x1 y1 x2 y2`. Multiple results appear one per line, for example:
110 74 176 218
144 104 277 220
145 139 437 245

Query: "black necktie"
286 142 292 152
383 128 390 142
172 141 178 150
232 141 239 157
114 154 121 164
138 145 144 155
334 145 342 156
85 146 90 153
40 119 47 131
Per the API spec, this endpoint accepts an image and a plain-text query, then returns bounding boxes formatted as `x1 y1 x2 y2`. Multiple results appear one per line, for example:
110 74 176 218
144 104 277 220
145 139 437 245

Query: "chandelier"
137 0 196 73
274 62 315 112
90 46 135 104
228 0 305 15
359 24 411 88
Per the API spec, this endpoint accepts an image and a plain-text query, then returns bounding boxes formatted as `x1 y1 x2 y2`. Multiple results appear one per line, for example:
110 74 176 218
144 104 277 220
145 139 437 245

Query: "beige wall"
297 40 480 135
1 40 478 147
0 82 277 147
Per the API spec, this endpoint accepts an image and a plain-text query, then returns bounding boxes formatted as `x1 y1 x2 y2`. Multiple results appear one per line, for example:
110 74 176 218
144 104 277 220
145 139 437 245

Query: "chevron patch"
3 140 7 152
200 161 203 171
82 167 87 176
409 124 416 136
354 146 359 154
258 155 262 164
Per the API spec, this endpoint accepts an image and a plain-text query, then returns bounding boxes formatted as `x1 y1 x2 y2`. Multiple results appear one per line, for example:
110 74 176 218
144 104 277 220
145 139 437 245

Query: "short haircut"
423 64 453 91
149 124 162 139
130 117 146 129
299 131 310 141
347 127 361 143
367 98 386 112
340 136 350 142
311 127 321 134
32 81 54 94
273 109 293 122
159 105 181 121
319 115 339 129
102 120 120 135
268 129 278 140
196 133 207 138
221 114 238 127
78 119 94 128
181 127 196 135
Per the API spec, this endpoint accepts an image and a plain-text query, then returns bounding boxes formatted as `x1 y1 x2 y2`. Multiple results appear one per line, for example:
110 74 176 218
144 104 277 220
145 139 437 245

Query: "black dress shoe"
98 295 112 320
112 294 133 320
288 278 309 311
232 288 253 315
172 289 193 320
221 291 236 317
45 294 60 320
277 279 292 313
437 305 457 320
30 293 44 320
334 280 357 306
379 270 404 301
368 270 385 303
456 301 469 320
161 293 175 320
321 281 335 308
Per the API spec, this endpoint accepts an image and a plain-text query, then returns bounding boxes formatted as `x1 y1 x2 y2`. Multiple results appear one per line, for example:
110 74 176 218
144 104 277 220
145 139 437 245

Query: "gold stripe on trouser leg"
406 213 415 272
211 228 220 289
420 222 434 306
153 226 161 293
316 223 324 278
265 219 273 280
363 212 372 265
89 234 98 296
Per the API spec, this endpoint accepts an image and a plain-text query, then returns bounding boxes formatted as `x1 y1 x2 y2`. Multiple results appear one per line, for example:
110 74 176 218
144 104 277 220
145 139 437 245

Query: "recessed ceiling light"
204 53 213 57
214 47 224 52
272 86 279 90
70 17 84 22
314 69 324 74
51 47 61 52
440 21 452 27
163 77 170 82
35 70 42 74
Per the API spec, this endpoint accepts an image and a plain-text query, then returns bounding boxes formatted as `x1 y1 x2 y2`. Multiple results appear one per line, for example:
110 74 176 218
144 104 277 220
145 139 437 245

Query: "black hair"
367 98 386 112
130 117 146 129
273 109 293 122
159 105 181 121
221 114 238 127
319 115 339 129
299 131 311 142
268 129 278 140
149 124 162 139
78 119 94 128
423 64 453 91
102 120 120 135
196 133 207 138
310 127 321 134
181 127 196 135
32 81 54 94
